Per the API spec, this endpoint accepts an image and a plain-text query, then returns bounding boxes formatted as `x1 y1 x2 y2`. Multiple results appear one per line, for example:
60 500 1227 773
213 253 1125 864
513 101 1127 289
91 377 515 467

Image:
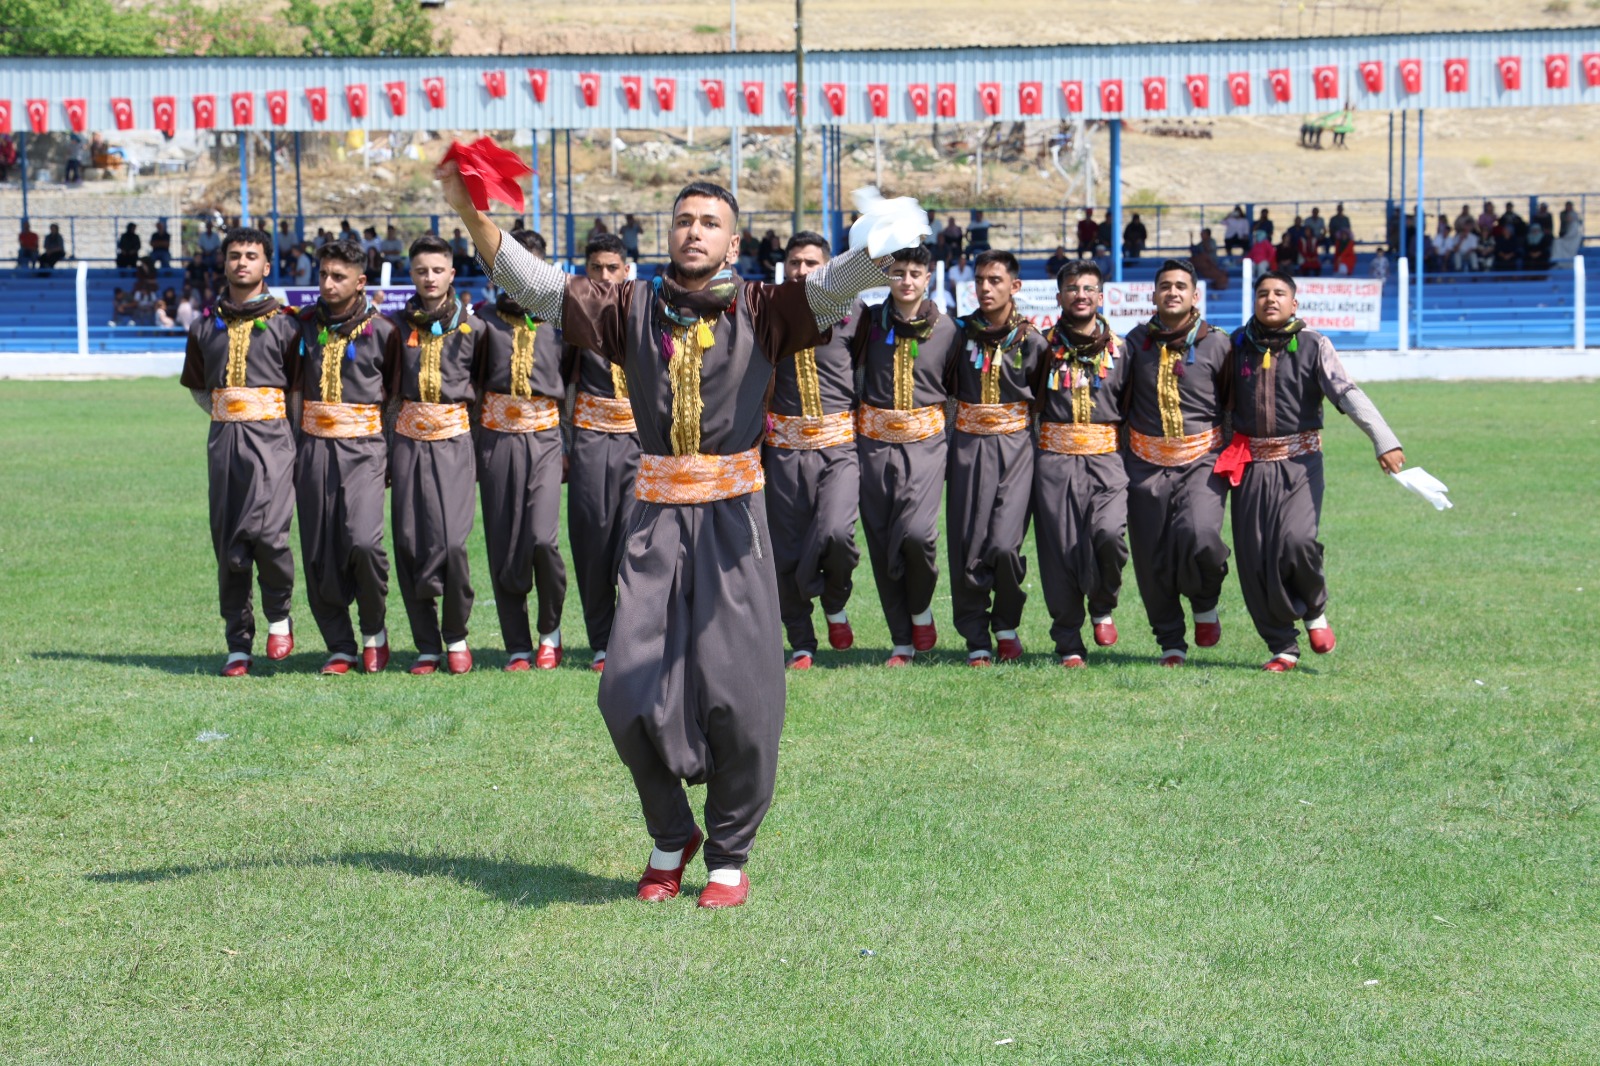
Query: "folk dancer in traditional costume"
476 229 569 671
1031 261 1130 667
948 250 1046 665
293 238 402 675
564 233 640 673
763 232 862 669
1216 270 1405 671
1121 258 1233 667
389 234 488 675
446 171 924 907
852 244 964 666
179 227 302 677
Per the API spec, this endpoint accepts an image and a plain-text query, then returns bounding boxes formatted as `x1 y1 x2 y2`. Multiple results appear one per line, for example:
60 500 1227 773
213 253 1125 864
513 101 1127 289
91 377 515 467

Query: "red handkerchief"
442 137 532 212
1212 435 1253 488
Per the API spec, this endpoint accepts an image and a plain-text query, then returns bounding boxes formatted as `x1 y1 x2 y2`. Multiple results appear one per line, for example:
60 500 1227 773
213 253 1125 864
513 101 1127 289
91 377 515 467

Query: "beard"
672 256 721 282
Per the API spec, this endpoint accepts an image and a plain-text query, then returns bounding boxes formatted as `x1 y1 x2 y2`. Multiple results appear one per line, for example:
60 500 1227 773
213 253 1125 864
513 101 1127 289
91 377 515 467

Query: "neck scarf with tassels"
404 291 472 403
962 308 1030 405
494 291 541 400
651 269 739 455
875 299 939 410
1233 316 1304 372
311 297 377 405
1047 313 1117 424
1144 309 1208 438
216 292 282 388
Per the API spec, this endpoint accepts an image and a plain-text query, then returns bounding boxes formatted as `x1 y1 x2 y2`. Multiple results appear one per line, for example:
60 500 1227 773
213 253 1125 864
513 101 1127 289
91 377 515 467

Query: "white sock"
592 650 607 664
1306 614 1330 631
648 845 684 870
911 609 934 626
707 867 744 887
539 628 561 648
1275 652 1300 664
994 629 1018 641
363 628 387 649
968 649 992 661
1162 648 1187 661
326 652 357 663
1091 614 1114 626
225 651 251 665
789 649 812 661
446 639 468 653
267 618 291 636
414 653 440 663
825 610 848 625
890 645 916 659
1193 609 1219 624
508 651 531 663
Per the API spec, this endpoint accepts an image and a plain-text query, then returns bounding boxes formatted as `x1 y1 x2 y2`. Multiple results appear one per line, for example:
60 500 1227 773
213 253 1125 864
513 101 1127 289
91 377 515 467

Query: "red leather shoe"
788 653 813 670
409 657 439 676
1262 656 1297 672
1308 626 1336 654
996 637 1023 662
504 656 532 672
911 621 937 652
266 626 293 660
320 657 352 676
697 871 750 909
534 644 562 670
1061 655 1087 669
827 620 854 650
885 653 913 667
219 657 251 678
967 654 993 668
1160 654 1186 668
447 648 473 674
591 656 606 674
1093 621 1118 647
362 642 389 673
1194 621 1221 648
637 826 703 902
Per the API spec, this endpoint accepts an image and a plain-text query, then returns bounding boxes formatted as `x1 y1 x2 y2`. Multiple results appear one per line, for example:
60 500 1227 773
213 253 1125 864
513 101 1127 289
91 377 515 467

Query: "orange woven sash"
635 447 765 504
856 403 945 444
1038 421 1119 455
765 410 856 450
572 391 637 434
301 400 382 439
395 400 470 441
1242 429 1321 462
210 386 285 423
1128 426 1223 467
481 392 559 434
955 401 1029 436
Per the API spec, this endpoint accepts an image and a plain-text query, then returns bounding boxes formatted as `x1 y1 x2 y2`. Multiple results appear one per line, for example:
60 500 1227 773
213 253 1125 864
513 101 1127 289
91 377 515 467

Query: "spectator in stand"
1284 215 1306 254
1222 205 1250 257
175 291 197 329
184 252 209 292
620 214 643 261
153 300 175 328
161 285 178 310
449 227 473 276
17 221 40 269
40 223 68 270
0 134 16 182
1456 204 1476 236
112 288 136 325
758 230 785 275
1254 207 1275 243
1248 229 1277 271
1369 248 1390 280
148 220 172 267
1533 202 1555 241
360 226 382 281
1296 227 1322 276
1076 208 1097 259
1122 212 1147 260
378 225 405 273
1552 203 1585 263
939 216 963 263
584 216 609 246
1492 220 1522 272
1559 201 1579 239
946 252 974 301
1477 200 1497 237
1499 202 1526 244
1275 232 1300 274
314 228 332 249
1331 230 1357 276
965 210 996 255
1045 244 1071 278
1523 213 1553 274
196 222 221 270
115 223 141 270
64 135 87 184
339 219 358 243
292 242 315 286
1304 207 1327 250
736 227 758 276
131 279 158 324
1190 228 1229 291
1471 228 1496 273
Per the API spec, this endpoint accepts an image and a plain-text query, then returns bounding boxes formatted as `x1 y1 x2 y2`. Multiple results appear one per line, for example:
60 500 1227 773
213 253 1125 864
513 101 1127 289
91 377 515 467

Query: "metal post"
1397 256 1410 354
1386 112 1394 220
237 133 250 225
1398 112 1406 261
18 132 29 223
1414 110 1425 348
935 259 947 313
792 0 805 236
75 260 89 356
1240 256 1253 324
819 120 829 249
269 131 280 274
293 131 304 238
873 124 882 188
564 130 574 261
1109 119 1123 283
549 129 559 250
731 113 741 199
1574 254 1586 352
530 130 542 235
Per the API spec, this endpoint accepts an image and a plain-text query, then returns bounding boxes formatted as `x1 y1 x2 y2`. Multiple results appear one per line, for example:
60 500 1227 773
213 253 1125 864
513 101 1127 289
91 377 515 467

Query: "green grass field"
1 378 1596 1064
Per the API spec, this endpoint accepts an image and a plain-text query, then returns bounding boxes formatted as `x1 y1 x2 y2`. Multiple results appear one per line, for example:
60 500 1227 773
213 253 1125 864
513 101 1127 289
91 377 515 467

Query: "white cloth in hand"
848 186 931 257
1391 467 1452 511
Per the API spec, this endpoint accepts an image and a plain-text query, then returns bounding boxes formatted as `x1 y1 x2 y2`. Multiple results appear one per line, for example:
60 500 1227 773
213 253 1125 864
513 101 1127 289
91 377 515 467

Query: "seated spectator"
1275 233 1300 274
1455 203 1476 236
1559 201 1580 239
736 228 758 276
0 134 16 182
1331 231 1357 276
450 227 473 276
1189 229 1228 291
361 226 383 281
1044 245 1071 278
175 291 198 329
1499 202 1526 244
1122 212 1147 260
292 243 315 286
154 300 175 328
1296 229 1322 276
314 227 331 249
17 222 40 269
132 281 158 325
148 221 173 267
1471 230 1496 273
1248 230 1277 271
378 225 405 273
1552 206 1585 263
1222 205 1250 257
584 217 609 246
196 222 221 270
1305 206 1327 249
111 288 136 325
1368 249 1390 280
1477 200 1498 237
939 216 963 263
276 221 295 271
1523 215 1553 274
758 230 785 275
115 223 142 270
1431 215 1456 272
1492 221 1522 272
1284 215 1307 253
947 253 974 298
1254 208 1274 243
39 224 67 270
1076 209 1097 259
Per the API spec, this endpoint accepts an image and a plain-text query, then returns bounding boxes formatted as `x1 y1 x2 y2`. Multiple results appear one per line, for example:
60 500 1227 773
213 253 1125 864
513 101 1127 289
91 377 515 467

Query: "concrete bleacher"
7 267 191 353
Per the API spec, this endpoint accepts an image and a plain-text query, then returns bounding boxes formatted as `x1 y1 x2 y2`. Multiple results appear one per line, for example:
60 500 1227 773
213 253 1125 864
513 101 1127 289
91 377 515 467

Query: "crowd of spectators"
1401 199 1584 276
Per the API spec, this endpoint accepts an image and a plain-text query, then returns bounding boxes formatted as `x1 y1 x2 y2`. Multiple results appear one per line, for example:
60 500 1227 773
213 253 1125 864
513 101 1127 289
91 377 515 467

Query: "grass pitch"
1 378 1596 1064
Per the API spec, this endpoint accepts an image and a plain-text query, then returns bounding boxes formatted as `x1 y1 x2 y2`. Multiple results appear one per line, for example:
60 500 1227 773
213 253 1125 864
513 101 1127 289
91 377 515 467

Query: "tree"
0 0 161 56
285 0 447 57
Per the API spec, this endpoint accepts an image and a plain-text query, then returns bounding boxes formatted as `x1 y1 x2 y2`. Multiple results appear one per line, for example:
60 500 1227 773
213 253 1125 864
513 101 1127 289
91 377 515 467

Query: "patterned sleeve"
802 248 892 331
1315 335 1402 457
484 228 570 325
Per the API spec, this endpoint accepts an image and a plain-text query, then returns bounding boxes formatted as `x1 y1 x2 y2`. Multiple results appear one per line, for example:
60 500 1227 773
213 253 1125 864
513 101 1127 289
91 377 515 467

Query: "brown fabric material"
947 427 1034 652
390 434 476 654
567 423 640 653
950 315 1043 406
858 433 946 647
1125 452 1229 653
1230 452 1326 658
1123 323 1230 439
854 302 962 410
477 302 568 399
297 435 388 656
478 425 566 653
386 306 486 405
1034 450 1128 658
295 304 400 406
1035 334 1129 427
770 311 857 417
762 441 860 654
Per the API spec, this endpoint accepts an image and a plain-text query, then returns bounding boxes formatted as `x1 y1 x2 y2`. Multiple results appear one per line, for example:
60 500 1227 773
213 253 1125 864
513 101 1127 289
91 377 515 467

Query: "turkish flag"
784 82 799 115
63 99 88 134
868 83 890 118
1142 77 1166 111
1227 71 1251 106
1018 81 1043 115
1585 53 1600 87
1545 54 1569 89
1184 74 1209 109
935 83 957 118
821 83 845 117
111 98 134 131
742 81 764 115
1444 58 1469 93
483 70 507 98
231 92 254 126
1399 59 1422 94
153 96 176 136
653 77 676 111
1099 79 1124 113
1359 61 1384 94
528 69 549 103
701 78 725 109
1314 66 1339 99
1497 56 1522 91
384 82 407 117
621 75 643 110
0 100 10 135
579 72 601 108
1268 69 1291 103
345 84 368 119
193 94 217 130
267 90 289 125
422 77 445 110
977 82 1001 116
26 99 47 134
908 83 930 117
1061 80 1084 113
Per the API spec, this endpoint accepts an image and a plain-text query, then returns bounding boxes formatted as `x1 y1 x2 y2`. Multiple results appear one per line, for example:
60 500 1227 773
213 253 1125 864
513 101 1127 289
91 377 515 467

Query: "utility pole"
730 0 737 50
792 0 805 236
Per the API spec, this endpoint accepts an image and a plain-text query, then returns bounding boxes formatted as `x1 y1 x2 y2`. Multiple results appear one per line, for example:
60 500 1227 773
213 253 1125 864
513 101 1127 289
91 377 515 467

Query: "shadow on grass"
33 650 225 676
84 851 635 908
798 644 1274 672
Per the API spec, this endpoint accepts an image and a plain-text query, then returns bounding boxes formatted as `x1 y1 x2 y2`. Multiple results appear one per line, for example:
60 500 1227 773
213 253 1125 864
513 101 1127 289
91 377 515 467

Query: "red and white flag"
26 98 48 134
868 83 890 118
935 83 957 118
193 94 217 130
784 82 799 115
1314 65 1339 99
1398 59 1422 94
345 84 368 119
384 81 407 117
528 69 549 103
578 72 601 108
231 92 254 126
1544 53 1569 89
977 82 1001 116
0 100 11 135
907 83 930 117
1184 74 1209 109
153 96 176 136
1099 79 1124 113
63 98 88 133
621 75 643 110
267 90 289 125
483 70 507 99
1018 81 1043 115
823 82 846 117
1444 58 1469 93
701 78 725 109
1268 68 1291 103
1497 56 1522 91
1061 80 1084 113
423 77 446 109
742 81 764 115
1227 71 1251 106
1585 53 1600 87
1359 61 1384 94
110 97 134 131
653 77 677 111
1142 76 1166 111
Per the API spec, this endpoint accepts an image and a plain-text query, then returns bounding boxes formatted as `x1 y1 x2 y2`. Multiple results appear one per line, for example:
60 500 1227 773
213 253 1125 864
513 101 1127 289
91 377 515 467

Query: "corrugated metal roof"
2 28 1597 132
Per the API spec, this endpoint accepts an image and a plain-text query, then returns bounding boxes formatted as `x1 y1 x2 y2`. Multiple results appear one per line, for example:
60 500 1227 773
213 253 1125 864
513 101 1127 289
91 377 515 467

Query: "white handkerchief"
849 186 931 257
1391 467 1453 510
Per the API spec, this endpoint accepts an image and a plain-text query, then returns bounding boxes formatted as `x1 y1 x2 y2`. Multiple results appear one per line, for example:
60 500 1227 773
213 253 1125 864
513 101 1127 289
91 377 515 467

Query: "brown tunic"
565 345 640 655
179 297 301 655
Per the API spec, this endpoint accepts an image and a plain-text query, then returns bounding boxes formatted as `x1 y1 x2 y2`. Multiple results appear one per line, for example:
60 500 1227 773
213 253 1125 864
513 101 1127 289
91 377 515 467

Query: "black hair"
1155 258 1197 285
408 234 453 261
973 249 1020 278
585 232 626 260
513 230 548 257
1254 268 1298 295
316 238 367 268
1055 260 1103 288
785 230 831 258
890 244 933 267
672 181 739 220
220 226 272 259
